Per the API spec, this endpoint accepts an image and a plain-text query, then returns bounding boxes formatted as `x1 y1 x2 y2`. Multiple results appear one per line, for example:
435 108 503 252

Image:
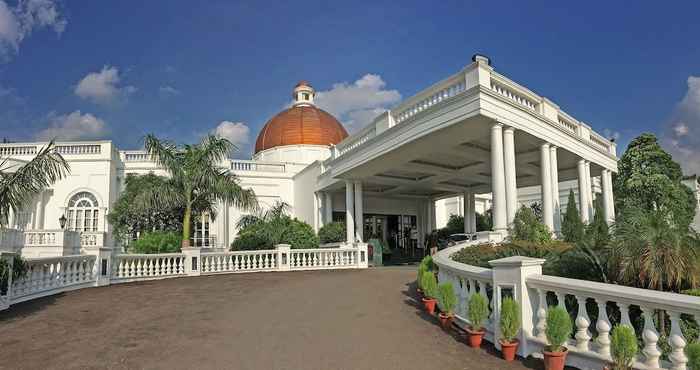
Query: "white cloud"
602 128 620 141
212 121 251 155
0 0 66 59
74 66 136 105
661 76 700 175
313 74 401 133
158 85 180 97
35 110 108 140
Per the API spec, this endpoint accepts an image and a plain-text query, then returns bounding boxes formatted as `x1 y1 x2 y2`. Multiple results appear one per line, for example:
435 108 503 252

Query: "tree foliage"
562 190 585 243
136 134 258 247
476 209 492 232
231 203 319 250
511 205 552 244
437 282 457 315
420 271 438 299
129 231 182 254
499 297 521 342
0 141 69 227
610 325 638 370
614 133 696 230
446 214 465 235
468 293 489 330
318 222 345 244
545 306 572 352
108 174 184 245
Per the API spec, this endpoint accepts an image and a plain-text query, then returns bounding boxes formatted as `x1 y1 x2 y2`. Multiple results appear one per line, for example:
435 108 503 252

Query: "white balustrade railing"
55 144 101 155
490 77 538 111
230 160 286 172
0 145 37 156
201 250 278 273
394 78 467 124
111 253 187 282
335 126 377 157
11 255 96 303
121 151 151 162
431 243 700 370
80 231 105 247
288 247 359 270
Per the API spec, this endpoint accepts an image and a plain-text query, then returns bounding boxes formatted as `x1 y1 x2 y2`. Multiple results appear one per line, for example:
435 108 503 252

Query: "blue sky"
1 1 700 172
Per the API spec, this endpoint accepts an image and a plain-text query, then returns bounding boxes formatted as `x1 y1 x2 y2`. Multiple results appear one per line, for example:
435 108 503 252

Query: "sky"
1 0 699 173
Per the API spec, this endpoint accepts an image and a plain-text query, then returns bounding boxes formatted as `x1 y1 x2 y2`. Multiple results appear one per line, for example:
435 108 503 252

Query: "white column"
7 207 15 229
550 146 561 234
585 161 593 217
354 181 364 242
503 127 518 226
602 170 615 224
313 192 320 232
469 192 476 232
345 181 355 243
316 192 324 229
490 124 507 234
429 198 436 232
577 159 590 223
463 191 471 233
324 192 333 224
34 191 45 230
540 144 554 231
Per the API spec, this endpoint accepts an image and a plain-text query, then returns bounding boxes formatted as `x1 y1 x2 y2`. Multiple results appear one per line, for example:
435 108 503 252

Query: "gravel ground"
0 266 545 370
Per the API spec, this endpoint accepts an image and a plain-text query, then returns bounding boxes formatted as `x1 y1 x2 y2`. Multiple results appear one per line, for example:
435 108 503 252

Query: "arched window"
66 191 100 232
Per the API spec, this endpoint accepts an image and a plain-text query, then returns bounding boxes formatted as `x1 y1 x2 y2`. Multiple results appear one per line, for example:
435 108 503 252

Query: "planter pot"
543 347 568 370
438 313 453 330
422 297 437 315
499 339 519 361
465 327 485 348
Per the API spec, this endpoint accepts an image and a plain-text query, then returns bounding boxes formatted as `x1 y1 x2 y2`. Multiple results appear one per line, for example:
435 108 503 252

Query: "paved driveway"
0 266 541 370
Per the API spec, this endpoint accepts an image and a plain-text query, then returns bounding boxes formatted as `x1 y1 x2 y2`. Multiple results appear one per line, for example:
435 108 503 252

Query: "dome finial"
293 81 315 107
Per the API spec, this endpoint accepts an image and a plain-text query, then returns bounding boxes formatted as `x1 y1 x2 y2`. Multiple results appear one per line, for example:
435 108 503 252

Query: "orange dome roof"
254 105 348 154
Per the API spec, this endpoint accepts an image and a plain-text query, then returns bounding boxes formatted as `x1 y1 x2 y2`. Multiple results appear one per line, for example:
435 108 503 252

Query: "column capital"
540 142 550 150
503 126 516 134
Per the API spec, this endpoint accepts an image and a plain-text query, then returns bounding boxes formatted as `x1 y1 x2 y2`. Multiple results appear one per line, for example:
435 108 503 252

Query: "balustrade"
0 145 37 156
111 254 186 281
55 144 101 155
288 248 358 270
200 251 278 273
11 255 96 301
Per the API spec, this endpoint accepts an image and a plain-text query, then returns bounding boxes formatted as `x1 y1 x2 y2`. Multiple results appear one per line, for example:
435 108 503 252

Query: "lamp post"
59 214 67 230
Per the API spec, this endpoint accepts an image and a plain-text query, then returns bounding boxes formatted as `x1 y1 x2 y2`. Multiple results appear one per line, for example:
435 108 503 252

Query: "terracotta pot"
499 339 519 361
438 313 453 330
422 297 437 315
543 347 568 370
465 327 485 348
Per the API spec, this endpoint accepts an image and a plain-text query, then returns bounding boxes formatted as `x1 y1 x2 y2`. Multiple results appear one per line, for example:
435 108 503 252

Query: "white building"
2 55 629 258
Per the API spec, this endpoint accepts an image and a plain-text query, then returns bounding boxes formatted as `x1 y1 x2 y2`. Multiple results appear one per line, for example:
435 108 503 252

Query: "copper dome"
254 104 348 154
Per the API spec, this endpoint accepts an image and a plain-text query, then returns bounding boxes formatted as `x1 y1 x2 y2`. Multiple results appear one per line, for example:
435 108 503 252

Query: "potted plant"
420 271 438 315
416 263 426 296
466 293 489 347
544 306 572 370
437 282 457 330
499 297 521 361
605 325 637 370
687 342 700 370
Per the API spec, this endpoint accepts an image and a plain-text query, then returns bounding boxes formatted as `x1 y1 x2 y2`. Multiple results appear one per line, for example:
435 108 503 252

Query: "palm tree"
137 134 258 248
235 201 291 230
0 141 70 227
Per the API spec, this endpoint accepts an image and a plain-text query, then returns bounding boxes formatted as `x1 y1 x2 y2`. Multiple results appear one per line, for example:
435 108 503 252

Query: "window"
193 213 213 247
66 191 100 232
302 93 309 100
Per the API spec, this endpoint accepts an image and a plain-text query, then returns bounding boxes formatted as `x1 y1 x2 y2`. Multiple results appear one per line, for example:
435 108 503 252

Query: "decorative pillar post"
463 191 472 233
602 170 615 225
577 159 590 223
345 180 355 243
540 143 554 231
550 146 561 234
182 247 202 276
276 244 291 271
490 123 507 234
324 192 333 225
354 181 364 242
469 193 476 233
585 161 594 217
313 192 320 232
86 246 112 286
503 127 518 226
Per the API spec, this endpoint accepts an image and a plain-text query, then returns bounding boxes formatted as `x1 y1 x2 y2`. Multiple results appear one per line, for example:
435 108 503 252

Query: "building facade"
4 55 672 258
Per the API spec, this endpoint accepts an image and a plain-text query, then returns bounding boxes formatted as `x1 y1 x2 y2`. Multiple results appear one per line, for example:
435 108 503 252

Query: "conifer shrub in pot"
499 297 521 361
420 271 438 315
437 282 457 330
544 306 572 370
606 325 637 370
687 342 700 370
466 293 489 347
416 255 433 295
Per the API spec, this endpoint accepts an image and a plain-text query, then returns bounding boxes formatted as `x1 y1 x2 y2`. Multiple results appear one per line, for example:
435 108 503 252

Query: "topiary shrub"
421 271 438 299
468 293 489 331
545 306 572 352
437 282 457 315
687 342 700 370
511 205 552 244
562 189 585 243
318 222 345 244
130 231 182 254
500 297 521 343
231 215 319 250
610 325 637 370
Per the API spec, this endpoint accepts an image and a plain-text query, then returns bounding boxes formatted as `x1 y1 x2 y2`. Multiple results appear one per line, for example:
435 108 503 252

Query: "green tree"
562 190 585 243
614 133 696 230
511 205 552 244
231 202 319 250
130 231 182 254
476 209 492 232
108 174 184 245
318 222 345 243
0 141 69 227
446 214 465 234
136 134 258 248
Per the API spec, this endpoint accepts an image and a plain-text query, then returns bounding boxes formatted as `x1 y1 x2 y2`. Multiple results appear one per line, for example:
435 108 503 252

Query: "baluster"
668 311 688 370
147 259 153 276
137 259 144 277
262 254 267 269
334 252 339 266
618 303 632 327
78 261 85 283
595 299 611 358
556 292 566 308
536 289 548 340
574 296 591 351
217 255 223 271
641 306 661 368
165 258 172 275
244 255 249 270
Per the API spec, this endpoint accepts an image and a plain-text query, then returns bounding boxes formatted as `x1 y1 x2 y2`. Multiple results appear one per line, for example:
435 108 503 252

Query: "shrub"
420 255 434 271
687 342 700 370
545 306 572 352
130 231 182 254
318 222 345 244
610 325 637 370
0 255 27 294
417 263 427 290
421 271 438 299
511 205 552 244
230 231 269 251
231 216 319 250
468 293 489 330
437 283 457 315
500 297 521 343
446 214 465 235
451 240 572 276
562 190 585 243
